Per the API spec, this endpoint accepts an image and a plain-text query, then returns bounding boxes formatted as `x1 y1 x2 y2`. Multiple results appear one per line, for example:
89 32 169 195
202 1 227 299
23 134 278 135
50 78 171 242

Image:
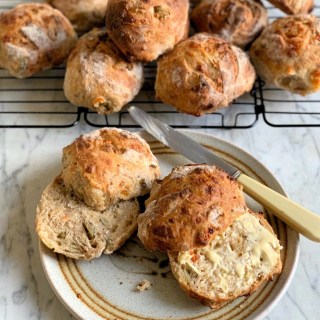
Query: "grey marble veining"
1 120 320 320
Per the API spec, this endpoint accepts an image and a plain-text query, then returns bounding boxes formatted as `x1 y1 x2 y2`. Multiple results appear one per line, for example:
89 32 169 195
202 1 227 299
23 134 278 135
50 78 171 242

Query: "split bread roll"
64 28 144 114
155 33 256 116
105 0 189 62
46 0 109 34
36 176 140 260
61 128 160 211
191 0 268 49
267 0 313 15
138 164 247 252
169 211 282 309
0 3 77 78
249 15 320 96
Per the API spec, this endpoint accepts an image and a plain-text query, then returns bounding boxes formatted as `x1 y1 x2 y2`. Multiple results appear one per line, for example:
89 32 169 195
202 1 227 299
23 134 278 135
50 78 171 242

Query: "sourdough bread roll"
138 164 247 252
63 28 144 114
169 211 282 309
0 3 77 78
61 128 160 211
267 0 313 15
155 33 256 116
249 15 320 96
191 0 268 49
36 176 140 260
105 0 189 62
46 0 109 34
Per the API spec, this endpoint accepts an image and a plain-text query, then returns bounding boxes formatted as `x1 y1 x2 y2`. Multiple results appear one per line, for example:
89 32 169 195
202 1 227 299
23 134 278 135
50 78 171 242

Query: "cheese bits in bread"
169 211 282 309
0 3 77 78
138 164 282 309
61 128 160 211
191 0 268 49
155 33 256 116
63 28 144 114
36 128 160 260
138 164 247 252
250 15 320 96
105 0 189 62
46 0 109 34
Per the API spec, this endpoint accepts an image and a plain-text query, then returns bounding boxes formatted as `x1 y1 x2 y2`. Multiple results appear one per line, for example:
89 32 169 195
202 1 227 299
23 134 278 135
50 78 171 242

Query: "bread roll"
46 0 109 34
155 33 256 116
105 0 189 62
138 165 247 252
61 128 160 211
169 211 282 309
267 0 313 15
191 0 268 49
0 3 77 78
36 176 140 260
249 15 320 96
63 28 144 114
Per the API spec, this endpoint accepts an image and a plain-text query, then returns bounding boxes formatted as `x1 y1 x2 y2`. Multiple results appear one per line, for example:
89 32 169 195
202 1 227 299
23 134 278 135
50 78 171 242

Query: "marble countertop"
1 119 319 320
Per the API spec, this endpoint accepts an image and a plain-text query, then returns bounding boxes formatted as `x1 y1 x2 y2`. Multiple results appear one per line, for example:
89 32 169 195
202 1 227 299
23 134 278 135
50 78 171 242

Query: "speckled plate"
39 130 299 320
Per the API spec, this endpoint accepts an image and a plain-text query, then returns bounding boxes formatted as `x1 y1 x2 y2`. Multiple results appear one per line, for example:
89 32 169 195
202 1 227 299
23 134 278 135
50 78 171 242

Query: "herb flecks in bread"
169 211 282 308
36 176 140 260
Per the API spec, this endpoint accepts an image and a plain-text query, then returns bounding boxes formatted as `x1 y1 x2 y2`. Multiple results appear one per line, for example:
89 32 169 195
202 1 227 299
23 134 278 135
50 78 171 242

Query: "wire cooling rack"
0 1 320 129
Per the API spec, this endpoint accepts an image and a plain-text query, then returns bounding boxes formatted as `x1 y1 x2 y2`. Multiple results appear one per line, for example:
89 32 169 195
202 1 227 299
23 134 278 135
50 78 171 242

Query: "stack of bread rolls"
35 128 160 259
36 130 283 309
0 0 318 115
138 164 282 308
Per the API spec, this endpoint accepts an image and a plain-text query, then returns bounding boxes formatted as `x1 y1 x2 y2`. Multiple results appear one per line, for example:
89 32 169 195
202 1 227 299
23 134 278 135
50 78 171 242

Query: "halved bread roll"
138 164 247 252
36 176 140 260
169 211 282 308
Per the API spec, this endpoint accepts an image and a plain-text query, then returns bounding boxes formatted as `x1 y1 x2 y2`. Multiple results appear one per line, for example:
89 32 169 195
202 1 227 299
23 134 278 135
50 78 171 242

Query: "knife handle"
237 173 320 242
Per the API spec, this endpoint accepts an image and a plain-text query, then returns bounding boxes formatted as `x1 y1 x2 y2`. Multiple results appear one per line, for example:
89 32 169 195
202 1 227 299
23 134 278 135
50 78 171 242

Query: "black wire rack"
0 1 320 129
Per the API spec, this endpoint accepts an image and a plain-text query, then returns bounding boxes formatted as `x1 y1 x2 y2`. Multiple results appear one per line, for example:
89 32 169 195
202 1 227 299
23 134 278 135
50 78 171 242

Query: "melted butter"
239 214 280 269
177 251 201 275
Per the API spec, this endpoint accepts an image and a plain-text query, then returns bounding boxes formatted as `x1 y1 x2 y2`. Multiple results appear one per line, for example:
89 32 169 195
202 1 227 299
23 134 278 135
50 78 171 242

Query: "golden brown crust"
138 164 247 252
267 0 313 15
63 28 144 114
0 3 77 78
61 128 160 211
46 0 109 34
191 0 268 49
249 15 320 96
155 33 256 116
105 0 189 62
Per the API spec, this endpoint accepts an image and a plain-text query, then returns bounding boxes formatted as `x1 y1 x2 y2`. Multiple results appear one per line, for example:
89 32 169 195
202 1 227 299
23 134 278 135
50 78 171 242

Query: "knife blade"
128 106 320 242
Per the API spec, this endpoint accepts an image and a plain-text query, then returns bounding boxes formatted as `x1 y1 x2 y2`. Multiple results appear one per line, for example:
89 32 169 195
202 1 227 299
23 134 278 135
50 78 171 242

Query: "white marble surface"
1 120 320 320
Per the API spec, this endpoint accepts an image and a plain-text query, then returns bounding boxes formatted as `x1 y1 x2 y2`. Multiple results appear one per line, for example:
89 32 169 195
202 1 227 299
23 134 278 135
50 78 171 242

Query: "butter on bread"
61 128 160 211
138 164 247 252
169 211 282 309
36 176 140 260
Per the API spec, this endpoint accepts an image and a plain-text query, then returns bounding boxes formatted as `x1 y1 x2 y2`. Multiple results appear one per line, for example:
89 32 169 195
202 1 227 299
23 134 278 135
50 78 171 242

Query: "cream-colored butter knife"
128 106 320 242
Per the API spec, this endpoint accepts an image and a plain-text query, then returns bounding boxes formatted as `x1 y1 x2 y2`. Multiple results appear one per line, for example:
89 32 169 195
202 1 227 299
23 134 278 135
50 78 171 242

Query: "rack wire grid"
0 0 320 129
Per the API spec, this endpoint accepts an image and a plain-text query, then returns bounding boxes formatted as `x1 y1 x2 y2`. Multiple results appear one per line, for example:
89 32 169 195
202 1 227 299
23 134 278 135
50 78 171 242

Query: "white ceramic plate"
39 130 299 320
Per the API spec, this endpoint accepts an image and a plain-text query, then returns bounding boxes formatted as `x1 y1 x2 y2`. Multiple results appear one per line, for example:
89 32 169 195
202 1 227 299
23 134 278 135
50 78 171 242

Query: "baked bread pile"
35 128 160 259
138 164 283 308
0 0 317 112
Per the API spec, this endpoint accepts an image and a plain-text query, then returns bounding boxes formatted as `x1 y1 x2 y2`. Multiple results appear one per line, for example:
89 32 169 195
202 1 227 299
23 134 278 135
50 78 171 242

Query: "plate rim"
39 129 300 320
